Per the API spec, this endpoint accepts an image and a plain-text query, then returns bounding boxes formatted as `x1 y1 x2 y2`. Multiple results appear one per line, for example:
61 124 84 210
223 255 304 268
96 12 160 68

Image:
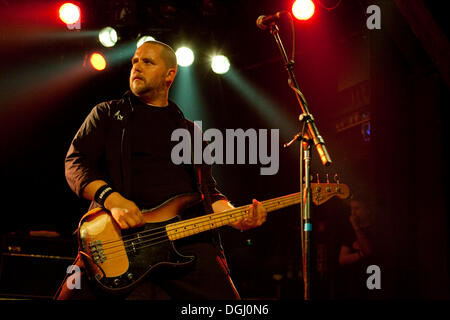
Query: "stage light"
211 55 230 74
90 53 106 71
137 35 156 48
292 0 315 20
59 3 81 25
176 47 195 67
99 27 118 47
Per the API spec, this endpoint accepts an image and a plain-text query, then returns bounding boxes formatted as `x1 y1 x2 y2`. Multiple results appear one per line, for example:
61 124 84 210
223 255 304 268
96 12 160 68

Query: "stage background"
0 0 448 299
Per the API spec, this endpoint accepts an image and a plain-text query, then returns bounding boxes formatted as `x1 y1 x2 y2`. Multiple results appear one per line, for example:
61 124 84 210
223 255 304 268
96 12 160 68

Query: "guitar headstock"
310 183 350 206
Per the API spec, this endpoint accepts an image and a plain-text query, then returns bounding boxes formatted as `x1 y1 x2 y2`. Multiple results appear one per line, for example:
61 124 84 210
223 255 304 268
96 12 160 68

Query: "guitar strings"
98 204 252 246
96 196 306 262
104 210 252 261
102 209 251 258
97 195 301 254
98 194 300 251
98 205 250 248
98 197 302 261
87 187 343 252
100 193 302 248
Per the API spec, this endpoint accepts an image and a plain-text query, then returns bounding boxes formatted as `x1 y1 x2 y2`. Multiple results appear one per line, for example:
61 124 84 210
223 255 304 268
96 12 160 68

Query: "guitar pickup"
89 240 106 263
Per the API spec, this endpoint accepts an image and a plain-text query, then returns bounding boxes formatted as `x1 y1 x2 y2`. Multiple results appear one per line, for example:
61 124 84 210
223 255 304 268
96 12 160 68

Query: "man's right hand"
104 192 145 229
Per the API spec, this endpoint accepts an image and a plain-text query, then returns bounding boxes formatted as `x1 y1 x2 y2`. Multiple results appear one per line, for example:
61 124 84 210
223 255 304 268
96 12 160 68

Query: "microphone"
256 11 287 30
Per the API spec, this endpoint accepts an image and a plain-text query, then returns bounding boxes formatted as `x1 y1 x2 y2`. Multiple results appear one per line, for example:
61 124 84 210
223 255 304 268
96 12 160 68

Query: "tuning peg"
334 173 340 184
333 173 342 193
326 173 330 184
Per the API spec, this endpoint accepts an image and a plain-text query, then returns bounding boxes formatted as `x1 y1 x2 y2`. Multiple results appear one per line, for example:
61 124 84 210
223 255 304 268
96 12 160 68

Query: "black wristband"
94 185 114 207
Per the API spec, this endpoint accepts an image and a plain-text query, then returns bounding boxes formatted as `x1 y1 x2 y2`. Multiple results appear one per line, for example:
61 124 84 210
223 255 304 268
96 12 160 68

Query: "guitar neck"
166 192 302 241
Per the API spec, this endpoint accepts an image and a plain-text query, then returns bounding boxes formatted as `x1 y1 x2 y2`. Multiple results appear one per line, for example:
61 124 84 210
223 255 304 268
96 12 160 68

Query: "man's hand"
104 192 145 229
237 199 267 231
212 199 267 231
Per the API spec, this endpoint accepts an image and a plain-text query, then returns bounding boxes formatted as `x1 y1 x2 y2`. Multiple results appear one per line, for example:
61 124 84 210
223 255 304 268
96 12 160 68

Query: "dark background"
0 0 448 299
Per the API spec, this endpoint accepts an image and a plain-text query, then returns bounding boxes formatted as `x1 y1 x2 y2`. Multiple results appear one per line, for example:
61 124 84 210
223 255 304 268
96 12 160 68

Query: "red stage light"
59 3 80 24
292 0 315 21
89 53 106 71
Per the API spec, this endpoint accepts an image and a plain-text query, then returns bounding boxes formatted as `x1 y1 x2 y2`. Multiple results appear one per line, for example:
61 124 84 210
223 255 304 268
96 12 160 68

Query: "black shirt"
129 98 198 209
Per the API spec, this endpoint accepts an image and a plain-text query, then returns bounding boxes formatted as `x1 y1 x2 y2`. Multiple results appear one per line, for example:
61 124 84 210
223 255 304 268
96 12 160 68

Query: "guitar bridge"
89 240 106 263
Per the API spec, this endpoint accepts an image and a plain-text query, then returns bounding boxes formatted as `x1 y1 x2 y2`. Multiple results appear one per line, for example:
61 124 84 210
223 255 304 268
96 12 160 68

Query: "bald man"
55 41 267 300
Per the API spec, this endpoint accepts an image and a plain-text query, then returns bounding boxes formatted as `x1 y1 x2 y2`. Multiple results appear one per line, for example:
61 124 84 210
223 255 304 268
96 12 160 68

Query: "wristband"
94 185 114 207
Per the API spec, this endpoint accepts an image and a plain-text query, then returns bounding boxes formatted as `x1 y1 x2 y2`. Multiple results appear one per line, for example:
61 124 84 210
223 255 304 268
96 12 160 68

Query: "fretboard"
166 192 302 241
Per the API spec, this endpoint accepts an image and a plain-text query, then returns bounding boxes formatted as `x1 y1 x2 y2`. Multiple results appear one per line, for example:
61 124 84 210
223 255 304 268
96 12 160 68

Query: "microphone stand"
268 23 332 300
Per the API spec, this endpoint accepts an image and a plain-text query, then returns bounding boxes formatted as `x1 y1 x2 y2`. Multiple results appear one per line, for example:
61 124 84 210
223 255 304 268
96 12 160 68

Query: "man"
338 198 373 266
337 197 374 299
55 40 267 300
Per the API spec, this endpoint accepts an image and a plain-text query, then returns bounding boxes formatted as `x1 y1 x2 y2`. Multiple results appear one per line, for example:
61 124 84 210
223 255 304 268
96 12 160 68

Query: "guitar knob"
113 278 120 286
127 273 134 280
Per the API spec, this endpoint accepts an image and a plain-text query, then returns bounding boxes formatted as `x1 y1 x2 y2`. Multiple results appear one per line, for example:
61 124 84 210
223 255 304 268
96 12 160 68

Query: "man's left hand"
235 199 267 231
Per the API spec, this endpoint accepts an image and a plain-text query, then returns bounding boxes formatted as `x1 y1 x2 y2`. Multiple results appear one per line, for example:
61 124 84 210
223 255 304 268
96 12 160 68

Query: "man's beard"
130 79 150 96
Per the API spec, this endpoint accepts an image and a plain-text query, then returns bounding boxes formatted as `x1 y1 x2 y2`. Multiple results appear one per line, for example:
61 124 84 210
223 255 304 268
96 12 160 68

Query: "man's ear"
166 68 177 87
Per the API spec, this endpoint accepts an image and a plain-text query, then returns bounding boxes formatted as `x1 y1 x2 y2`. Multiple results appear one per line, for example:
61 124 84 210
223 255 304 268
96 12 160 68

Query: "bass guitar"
78 182 349 293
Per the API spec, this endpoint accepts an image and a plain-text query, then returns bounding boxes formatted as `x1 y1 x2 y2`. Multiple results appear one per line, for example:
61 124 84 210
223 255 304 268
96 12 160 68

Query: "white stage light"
98 27 118 47
176 47 195 67
211 55 230 74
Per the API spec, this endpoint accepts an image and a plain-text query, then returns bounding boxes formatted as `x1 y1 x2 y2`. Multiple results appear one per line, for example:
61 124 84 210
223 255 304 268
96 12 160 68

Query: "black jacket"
65 91 227 214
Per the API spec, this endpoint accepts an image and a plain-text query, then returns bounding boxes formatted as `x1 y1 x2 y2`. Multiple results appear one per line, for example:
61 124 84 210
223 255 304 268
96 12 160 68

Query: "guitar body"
77 183 350 294
78 193 201 294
